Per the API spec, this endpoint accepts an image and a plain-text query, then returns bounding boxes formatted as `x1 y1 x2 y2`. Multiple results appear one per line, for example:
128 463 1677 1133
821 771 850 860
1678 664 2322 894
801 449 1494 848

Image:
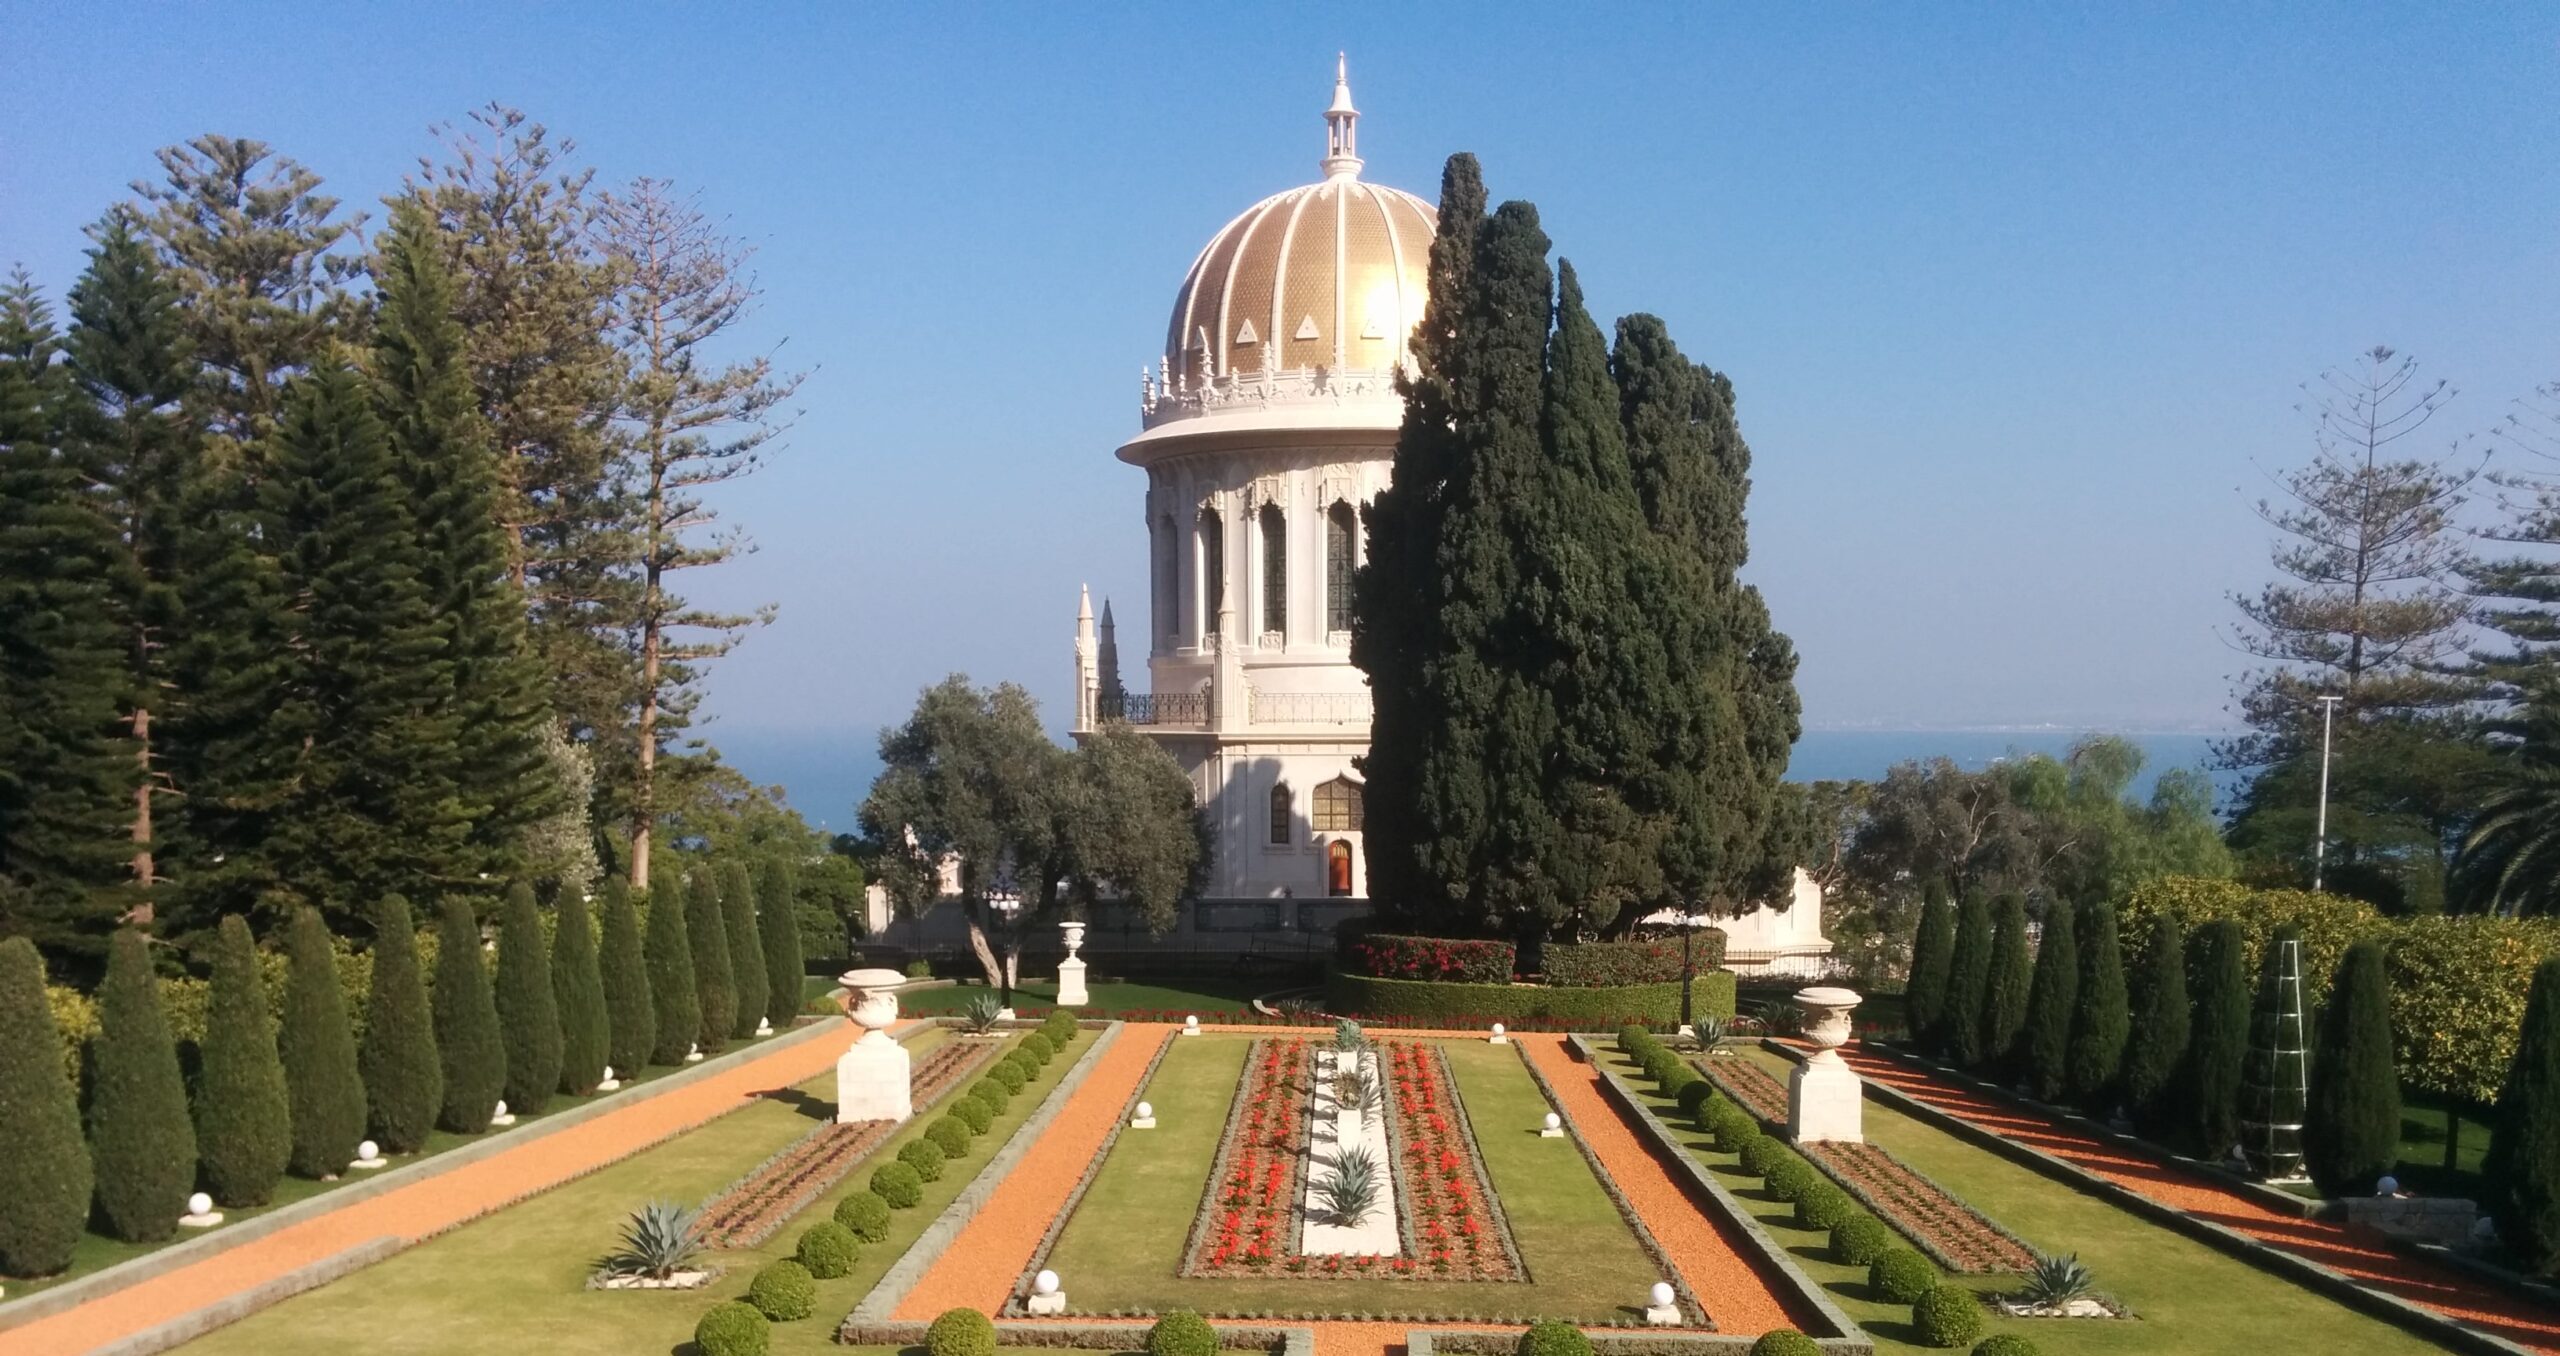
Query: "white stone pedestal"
837 968 913 1124
1057 921 1090 1007
1786 985 1865 1145
1027 1291 1067 1314
1644 1303 1681 1326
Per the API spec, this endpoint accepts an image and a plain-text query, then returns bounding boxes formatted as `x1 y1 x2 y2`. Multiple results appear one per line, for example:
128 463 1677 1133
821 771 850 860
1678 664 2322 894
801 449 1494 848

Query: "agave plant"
1276 996 1324 1021
2018 1251 2095 1307
961 993 1004 1035
1695 1012 1734 1054
1314 1145 1382 1226
595 1201 706 1280
1333 1017 1368 1053
1334 1064 1378 1117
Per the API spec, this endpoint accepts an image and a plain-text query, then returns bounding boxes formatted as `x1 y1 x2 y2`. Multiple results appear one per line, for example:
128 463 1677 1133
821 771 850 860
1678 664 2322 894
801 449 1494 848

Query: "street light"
2312 695 2343 892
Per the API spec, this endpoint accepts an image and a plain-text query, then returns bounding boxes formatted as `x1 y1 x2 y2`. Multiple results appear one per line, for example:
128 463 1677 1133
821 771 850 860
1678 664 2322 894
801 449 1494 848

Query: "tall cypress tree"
358 894 440 1153
2304 940 2401 1195
756 856 804 1029
687 869 735 1055
492 883 561 1115
277 906 364 1178
1978 894 2033 1070
551 887 609 1095
719 860 766 1039
598 876 655 1075
195 913 290 1205
0 936 90 1275
1940 895 1995 1067
88 928 196 1242
2120 911 2191 1136
2068 900 2131 1110
645 881 700 1064
2490 957 2560 1271
431 897 503 1133
2179 918 2252 1160
2020 900 2079 1101
1904 885 1956 1052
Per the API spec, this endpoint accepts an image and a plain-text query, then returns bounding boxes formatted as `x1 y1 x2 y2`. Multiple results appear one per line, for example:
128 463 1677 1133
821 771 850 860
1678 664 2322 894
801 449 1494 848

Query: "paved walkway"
0 1023 853 1356
1844 1044 2560 1354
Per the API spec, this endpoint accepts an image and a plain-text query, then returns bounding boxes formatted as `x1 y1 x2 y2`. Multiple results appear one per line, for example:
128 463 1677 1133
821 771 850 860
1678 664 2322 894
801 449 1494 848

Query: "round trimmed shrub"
747 1259 816 1321
928 1116 973 1157
1021 1032 1056 1063
1515 1319 1593 1356
899 1137 948 1182
1870 1247 1939 1305
835 1190 892 1241
1660 1068 1702 1103
1715 1114 1761 1154
695 1300 771 1356
1676 1080 1716 1119
1000 1050 1036 1082
987 1059 1027 1093
871 1160 924 1209
1913 1285 1986 1348
1735 1132 1781 1177
927 1305 997 1356
1761 1154 1816 1200
796 1220 860 1279
1146 1308 1218 1356
1830 1214 1897 1266
1971 1337 2041 1356
1795 1181 1854 1231
970 1079 1008 1112
1750 1332 1822 1356
1617 1024 1651 1054
950 1095 993 1135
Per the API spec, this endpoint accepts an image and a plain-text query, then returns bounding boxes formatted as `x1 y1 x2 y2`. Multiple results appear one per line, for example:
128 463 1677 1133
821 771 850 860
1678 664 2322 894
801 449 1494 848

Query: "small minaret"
1074 585 1098 731
1097 600 1125 704
1321 53 1362 180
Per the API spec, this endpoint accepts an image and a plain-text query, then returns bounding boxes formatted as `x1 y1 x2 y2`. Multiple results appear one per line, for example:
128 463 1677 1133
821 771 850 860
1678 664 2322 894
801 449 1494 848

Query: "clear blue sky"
7 5 2556 762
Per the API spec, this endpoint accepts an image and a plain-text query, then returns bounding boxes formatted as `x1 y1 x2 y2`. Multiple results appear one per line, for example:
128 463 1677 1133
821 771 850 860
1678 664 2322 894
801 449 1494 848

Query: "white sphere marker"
1181 1014 1200 1036
1027 1266 1067 1313
180 1191 223 1228
490 1099 516 1127
597 1064 621 1091
1489 1021 1508 1044
1540 1110 1565 1138
1130 1100 1156 1130
353 1139 387 1169
1645 1280 1680 1325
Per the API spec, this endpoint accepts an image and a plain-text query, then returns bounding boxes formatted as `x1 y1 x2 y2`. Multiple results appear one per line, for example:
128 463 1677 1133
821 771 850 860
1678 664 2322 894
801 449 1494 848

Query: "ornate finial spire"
1322 53 1362 180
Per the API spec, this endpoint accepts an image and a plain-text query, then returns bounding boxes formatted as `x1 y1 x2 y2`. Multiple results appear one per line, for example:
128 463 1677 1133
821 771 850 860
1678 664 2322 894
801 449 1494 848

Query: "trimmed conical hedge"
1940 895 1994 1067
757 857 804 1029
645 878 701 1065
359 895 441 1153
2491 957 2560 1271
1904 884 1956 1053
2120 911 2190 1137
687 870 735 1056
2018 900 2077 1101
2304 939 2400 1196
196 914 290 1206
279 906 366 1179
2067 899 2130 1111
1978 895 2032 1073
88 928 196 1242
598 877 655 1077
494 884 562 1115
0 936 90 1275
720 860 766 1040
553 888 609 1096
431 897 504 1134
2179 918 2251 1161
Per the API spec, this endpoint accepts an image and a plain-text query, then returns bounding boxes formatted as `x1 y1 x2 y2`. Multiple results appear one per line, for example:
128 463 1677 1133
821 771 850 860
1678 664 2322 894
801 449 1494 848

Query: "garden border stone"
841 1316 1312 1356
87 1235 402 1356
1412 1327 1858 1356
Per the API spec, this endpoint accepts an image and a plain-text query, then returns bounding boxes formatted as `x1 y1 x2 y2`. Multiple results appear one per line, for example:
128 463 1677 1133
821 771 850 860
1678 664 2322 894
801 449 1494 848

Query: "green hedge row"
1325 971 1735 1025
1544 934 1725 986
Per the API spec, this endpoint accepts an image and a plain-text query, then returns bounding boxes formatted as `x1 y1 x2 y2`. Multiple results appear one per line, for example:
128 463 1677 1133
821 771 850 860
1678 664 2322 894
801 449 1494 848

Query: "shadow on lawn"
748 1085 836 1123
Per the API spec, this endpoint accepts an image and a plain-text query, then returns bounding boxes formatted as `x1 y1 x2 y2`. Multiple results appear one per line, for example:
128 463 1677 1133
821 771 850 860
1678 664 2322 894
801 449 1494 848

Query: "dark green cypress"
551 887 608 1095
1978 895 2033 1070
687 870 735 1055
756 857 804 1029
0 936 90 1275
2490 957 2560 1271
492 883 561 1115
2019 900 2079 1101
2120 911 2191 1135
195 913 289 1205
2067 899 2131 1110
719 861 766 1040
2178 918 2252 1160
431 897 503 1133
597 876 655 1076
645 880 701 1065
1939 895 1995 1067
1903 884 1956 1051
87 928 196 1242
277 906 364 1178
2304 940 2401 1195
358 895 440 1153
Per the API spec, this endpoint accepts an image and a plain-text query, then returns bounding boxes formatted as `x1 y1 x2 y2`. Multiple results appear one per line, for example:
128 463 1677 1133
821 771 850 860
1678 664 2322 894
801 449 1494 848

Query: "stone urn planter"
835 968 912 1124
1057 920 1090 1007
1787 985 1864 1144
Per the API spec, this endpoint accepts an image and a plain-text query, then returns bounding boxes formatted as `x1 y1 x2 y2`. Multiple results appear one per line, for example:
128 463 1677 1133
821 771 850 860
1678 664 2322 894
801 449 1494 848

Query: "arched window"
1314 776 1364 832
1197 506 1224 638
1326 502 1356 634
1157 514 1178 639
1269 782 1293 845
1327 840 1354 896
1259 502 1286 639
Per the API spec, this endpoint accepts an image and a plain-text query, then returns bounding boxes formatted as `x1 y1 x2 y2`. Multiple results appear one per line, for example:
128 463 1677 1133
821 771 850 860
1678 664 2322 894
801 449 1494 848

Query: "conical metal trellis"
2240 936 2309 1180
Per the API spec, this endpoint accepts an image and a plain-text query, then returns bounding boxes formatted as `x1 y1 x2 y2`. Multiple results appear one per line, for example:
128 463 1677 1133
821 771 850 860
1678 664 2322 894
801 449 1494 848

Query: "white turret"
1322 53 1361 180
1074 585 1098 729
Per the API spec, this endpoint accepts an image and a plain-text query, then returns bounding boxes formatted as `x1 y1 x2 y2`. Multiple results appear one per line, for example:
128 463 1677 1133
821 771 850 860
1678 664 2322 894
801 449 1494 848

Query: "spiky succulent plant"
1315 1146 1381 1226
2019 1250 2095 1307
961 993 1004 1034
596 1200 706 1279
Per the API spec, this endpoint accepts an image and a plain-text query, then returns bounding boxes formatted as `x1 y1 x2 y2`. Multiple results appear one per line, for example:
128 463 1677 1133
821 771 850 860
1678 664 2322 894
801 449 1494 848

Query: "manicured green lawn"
1040 1033 1660 1321
1599 1042 2450 1355
898 977 1269 1017
179 1024 1092 1356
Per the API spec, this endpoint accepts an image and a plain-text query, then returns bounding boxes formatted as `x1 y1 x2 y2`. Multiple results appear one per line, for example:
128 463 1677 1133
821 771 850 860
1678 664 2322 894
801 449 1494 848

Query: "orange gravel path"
1843 1044 2560 1354
0 1023 852 1356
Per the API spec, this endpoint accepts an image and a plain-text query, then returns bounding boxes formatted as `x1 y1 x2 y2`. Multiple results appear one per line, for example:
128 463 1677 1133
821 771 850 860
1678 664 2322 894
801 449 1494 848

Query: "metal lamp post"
2312 695 2343 892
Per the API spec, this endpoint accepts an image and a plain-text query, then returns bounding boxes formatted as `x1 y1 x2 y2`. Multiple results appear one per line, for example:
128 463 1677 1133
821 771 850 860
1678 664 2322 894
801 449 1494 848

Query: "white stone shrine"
1786 986 1865 1145
836 968 913 1124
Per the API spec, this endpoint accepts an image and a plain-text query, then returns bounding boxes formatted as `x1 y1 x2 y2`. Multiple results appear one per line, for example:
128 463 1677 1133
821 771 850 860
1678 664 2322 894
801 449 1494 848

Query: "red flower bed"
1343 934 1517 983
1182 1037 1310 1275
1383 1040 1524 1281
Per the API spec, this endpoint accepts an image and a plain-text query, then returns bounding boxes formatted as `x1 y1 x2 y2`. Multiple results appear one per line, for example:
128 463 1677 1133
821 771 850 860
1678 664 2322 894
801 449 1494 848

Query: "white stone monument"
1027 1267 1067 1315
1786 985 1864 1145
1644 1280 1680 1325
836 968 913 1124
1056 920 1090 1008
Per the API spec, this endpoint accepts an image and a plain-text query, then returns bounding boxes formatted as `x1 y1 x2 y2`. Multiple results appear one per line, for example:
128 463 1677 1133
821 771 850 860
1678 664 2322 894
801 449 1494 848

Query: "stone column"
1056 920 1090 1008
836 968 912 1124
1786 985 1864 1145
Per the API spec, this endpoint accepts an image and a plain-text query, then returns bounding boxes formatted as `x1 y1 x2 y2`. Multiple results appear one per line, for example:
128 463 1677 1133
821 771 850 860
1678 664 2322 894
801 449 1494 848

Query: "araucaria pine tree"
278 906 365 1178
597 877 655 1075
1978 895 2033 1071
2119 912 2191 1136
719 860 765 1039
2489 957 2560 1272
195 913 290 1206
2179 919 2253 1161
687 870 735 1055
493 884 562 1116
0 936 90 1275
2067 900 2130 1110
551 887 609 1096
2304 940 2401 1195
645 879 700 1065
2019 900 2079 1101
430 897 504 1133
1903 884 1956 1051
358 895 441 1153
1939 895 1995 1067
87 928 196 1242
756 856 804 1029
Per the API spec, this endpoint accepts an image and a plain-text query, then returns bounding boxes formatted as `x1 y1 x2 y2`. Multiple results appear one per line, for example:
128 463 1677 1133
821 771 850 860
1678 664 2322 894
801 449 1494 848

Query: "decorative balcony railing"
1139 364 1405 429
1097 691 1208 726
1249 690 1372 725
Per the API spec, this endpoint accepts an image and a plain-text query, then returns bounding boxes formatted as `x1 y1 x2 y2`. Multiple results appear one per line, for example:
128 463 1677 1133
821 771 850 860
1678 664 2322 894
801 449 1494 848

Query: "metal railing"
1097 690 1209 725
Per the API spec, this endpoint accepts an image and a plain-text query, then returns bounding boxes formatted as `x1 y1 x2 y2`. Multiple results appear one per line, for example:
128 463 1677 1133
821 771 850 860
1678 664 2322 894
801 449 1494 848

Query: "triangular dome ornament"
1235 318 1259 346
1294 314 1320 341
